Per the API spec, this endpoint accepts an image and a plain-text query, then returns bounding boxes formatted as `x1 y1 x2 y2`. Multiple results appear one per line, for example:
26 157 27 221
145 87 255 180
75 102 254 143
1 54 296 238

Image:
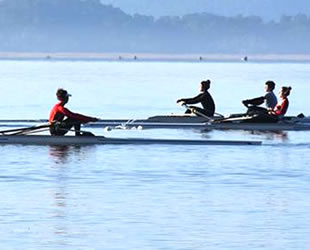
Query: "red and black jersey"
49 102 93 124
273 98 289 116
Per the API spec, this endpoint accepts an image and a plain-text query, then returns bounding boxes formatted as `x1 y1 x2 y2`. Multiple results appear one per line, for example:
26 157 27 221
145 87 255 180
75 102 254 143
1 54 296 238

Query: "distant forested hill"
0 0 310 53
101 0 310 21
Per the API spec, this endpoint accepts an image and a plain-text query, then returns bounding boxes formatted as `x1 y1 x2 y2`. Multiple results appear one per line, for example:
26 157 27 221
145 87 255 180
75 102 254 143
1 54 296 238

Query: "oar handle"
57 127 95 136
181 103 214 122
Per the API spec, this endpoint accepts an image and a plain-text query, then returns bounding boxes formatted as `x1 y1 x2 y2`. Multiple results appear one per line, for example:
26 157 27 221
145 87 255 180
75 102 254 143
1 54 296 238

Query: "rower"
239 86 292 123
176 80 215 117
242 80 278 115
49 88 98 136
269 86 292 118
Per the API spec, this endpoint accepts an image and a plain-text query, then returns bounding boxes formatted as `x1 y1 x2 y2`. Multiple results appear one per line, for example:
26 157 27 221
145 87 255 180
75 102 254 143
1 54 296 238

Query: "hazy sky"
100 0 310 20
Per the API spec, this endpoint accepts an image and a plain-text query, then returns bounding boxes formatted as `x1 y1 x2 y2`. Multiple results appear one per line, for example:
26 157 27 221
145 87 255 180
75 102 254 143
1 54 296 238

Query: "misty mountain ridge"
100 0 310 21
0 0 310 54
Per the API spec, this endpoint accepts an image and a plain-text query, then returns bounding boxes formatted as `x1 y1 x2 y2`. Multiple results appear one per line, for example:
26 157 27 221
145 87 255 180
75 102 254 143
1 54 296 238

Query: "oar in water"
0 123 51 135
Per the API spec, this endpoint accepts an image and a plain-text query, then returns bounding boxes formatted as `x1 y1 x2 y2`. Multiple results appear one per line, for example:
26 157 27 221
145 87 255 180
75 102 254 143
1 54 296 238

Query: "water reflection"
200 128 289 142
52 187 68 238
248 130 288 141
48 146 72 164
48 145 94 164
47 143 98 246
48 146 72 243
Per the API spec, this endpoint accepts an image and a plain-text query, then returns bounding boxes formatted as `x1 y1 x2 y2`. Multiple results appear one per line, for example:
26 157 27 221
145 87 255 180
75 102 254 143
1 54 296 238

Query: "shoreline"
1 52 310 62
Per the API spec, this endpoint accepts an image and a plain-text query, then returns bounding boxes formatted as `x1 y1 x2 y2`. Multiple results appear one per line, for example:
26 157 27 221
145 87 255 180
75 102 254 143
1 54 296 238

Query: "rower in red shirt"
269 86 292 118
49 88 98 136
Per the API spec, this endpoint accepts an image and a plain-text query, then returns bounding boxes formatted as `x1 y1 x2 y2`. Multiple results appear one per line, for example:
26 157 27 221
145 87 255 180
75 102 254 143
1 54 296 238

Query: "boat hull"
0 135 261 146
0 115 210 125
85 121 310 131
1 115 310 131
86 115 310 131
206 122 310 131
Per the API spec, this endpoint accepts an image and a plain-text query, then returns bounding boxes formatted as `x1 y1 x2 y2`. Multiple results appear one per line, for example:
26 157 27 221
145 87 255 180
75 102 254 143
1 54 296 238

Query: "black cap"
56 88 71 100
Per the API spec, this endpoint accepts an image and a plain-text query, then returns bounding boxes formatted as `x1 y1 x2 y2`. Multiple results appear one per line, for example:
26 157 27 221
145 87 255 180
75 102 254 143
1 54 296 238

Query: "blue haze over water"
0 60 310 249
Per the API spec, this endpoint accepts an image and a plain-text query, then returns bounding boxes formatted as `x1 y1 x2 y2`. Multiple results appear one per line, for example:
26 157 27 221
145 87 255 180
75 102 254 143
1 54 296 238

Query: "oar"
0 119 48 123
57 127 96 136
214 112 225 118
181 103 215 122
0 123 51 135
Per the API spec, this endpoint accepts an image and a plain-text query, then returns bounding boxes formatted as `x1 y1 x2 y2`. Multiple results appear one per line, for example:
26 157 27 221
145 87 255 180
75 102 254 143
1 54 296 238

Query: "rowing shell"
2 121 309 131
206 122 310 131
87 121 310 131
84 115 310 131
0 135 261 146
88 115 310 131
0 114 211 125
1 115 310 131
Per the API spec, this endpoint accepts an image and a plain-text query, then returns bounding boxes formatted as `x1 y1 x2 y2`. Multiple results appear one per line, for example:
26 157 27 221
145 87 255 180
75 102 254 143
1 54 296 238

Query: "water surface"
0 60 310 249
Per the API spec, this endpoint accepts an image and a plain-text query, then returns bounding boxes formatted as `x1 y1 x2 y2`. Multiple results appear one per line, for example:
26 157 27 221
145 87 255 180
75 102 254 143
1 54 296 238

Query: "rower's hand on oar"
176 99 186 106
51 121 62 126
242 100 250 108
90 117 100 122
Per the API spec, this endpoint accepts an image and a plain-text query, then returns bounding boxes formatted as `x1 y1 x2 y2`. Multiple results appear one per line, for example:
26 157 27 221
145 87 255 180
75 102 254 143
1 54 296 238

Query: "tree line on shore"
0 0 310 53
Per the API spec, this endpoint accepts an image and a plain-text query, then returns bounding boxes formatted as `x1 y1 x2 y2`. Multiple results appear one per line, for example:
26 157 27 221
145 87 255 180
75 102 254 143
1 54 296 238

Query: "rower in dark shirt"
242 80 278 115
176 80 215 117
49 88 98 136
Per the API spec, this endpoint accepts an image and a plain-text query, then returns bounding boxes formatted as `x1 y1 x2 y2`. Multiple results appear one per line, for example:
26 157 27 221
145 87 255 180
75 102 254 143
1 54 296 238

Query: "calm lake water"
1 60 310 249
